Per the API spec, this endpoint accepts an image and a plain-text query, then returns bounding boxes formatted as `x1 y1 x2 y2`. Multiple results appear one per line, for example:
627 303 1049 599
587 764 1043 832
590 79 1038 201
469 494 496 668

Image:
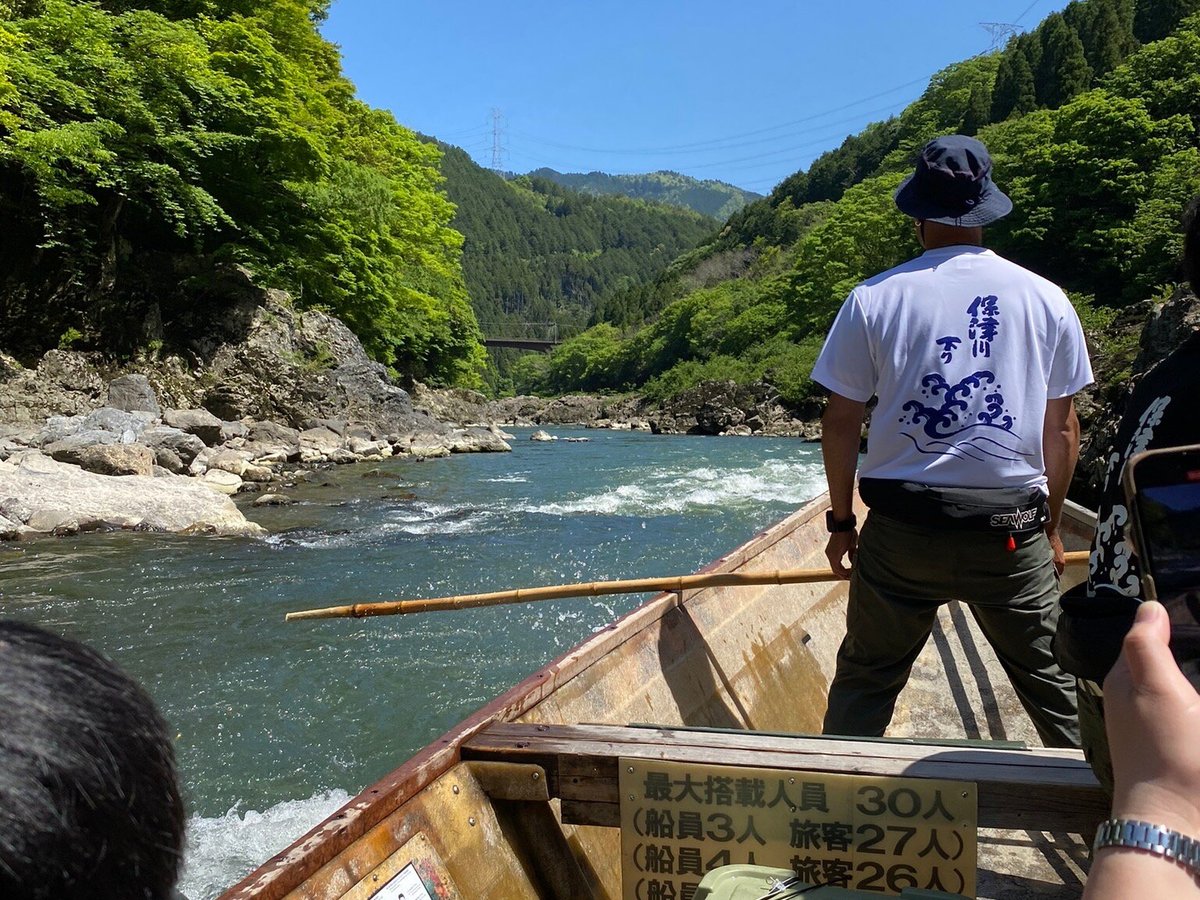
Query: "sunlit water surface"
0 428 825 898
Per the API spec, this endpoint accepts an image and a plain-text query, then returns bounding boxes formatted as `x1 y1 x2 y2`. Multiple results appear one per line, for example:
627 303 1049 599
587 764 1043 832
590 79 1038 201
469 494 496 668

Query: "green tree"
1069 0 1139 74
960 81 992 134
991 41 1038 120
1036 13 1094 107
1134 0 1200 41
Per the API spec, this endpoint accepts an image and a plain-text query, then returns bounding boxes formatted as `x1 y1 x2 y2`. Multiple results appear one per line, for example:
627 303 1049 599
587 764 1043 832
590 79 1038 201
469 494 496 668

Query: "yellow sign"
619 758 977 899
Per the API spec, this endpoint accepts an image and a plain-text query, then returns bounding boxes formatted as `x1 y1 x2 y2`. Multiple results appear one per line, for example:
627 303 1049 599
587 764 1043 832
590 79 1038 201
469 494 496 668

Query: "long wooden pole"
286 549 1092 622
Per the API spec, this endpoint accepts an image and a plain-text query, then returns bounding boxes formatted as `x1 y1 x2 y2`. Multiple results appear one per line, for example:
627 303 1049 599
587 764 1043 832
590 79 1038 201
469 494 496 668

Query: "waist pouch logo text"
989 507 1042 530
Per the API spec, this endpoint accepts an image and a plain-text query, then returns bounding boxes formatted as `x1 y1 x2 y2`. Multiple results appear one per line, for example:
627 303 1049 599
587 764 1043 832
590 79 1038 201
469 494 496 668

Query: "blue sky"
322 1 1070 195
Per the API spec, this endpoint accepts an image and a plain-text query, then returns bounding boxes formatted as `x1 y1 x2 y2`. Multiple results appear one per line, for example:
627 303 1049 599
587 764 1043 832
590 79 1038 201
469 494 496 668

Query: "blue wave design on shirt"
900 371 1025 461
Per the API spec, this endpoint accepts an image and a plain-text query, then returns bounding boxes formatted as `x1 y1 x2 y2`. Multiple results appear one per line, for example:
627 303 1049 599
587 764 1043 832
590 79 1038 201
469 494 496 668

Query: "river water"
0 428 826 897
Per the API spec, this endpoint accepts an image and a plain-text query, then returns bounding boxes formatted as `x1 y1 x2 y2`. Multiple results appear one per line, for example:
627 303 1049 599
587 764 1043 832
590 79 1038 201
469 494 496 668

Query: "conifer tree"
960 82 992 135
991 45 1038 120
1036 13 1094 107
1134 0 1200 42
1071 0 1139 75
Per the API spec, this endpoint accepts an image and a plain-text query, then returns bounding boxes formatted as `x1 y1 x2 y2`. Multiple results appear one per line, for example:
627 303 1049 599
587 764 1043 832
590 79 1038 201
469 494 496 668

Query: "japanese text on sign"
619 758 976 900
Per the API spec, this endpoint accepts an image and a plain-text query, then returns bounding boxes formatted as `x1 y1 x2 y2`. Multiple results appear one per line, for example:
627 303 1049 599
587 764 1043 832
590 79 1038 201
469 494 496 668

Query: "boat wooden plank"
462 723 1107 833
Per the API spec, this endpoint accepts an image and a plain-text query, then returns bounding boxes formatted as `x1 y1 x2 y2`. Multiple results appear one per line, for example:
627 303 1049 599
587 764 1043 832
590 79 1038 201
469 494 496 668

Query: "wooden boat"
224 492 1103 900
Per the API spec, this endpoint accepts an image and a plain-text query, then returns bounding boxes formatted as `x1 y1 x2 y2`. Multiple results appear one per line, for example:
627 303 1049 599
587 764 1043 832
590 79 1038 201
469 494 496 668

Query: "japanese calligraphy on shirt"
619 759 976 899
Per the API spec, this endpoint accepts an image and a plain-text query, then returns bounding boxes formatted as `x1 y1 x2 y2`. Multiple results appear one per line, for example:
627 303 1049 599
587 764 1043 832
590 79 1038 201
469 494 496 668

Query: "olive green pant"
822 512 1081 749
1078 682 1114 797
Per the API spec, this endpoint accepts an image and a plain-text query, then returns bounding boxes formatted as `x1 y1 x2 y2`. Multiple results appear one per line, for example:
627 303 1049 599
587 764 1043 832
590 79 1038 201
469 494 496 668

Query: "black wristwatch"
826 511 857 533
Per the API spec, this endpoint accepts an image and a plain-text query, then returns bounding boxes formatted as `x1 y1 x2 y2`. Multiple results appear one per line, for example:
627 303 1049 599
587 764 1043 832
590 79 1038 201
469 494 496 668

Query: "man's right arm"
822 392 867 579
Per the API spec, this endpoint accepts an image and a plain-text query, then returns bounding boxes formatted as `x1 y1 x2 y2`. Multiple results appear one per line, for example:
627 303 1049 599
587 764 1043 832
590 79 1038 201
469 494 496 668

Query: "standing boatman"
811 134 1092 748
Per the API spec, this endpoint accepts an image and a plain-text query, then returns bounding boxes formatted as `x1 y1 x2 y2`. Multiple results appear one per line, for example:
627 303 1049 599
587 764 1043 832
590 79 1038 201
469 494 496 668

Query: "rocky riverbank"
0 268 511 539
411 379 823 439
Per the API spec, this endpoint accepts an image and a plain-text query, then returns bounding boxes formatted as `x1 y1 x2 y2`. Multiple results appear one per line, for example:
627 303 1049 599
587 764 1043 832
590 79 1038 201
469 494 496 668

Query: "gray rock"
0 452 261 537
247 421 301 459
253 493 293 506
201 469 243 495
299 427 343 455
407 433 451 459
444 427 511 454
220 421 250 443
37 408 154 447
154 446 187 474
43 430 120 456
107 374 160 416
163 408 225 446
51 443 156 477
141 426 206 464
530 430 556 442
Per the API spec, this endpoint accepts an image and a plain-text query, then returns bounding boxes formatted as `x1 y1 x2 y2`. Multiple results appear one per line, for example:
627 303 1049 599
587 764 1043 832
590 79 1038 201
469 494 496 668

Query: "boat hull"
224 494 1098 899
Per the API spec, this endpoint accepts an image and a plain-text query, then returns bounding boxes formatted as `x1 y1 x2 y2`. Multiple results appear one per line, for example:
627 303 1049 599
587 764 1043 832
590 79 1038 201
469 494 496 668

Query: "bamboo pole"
286 549 1092 622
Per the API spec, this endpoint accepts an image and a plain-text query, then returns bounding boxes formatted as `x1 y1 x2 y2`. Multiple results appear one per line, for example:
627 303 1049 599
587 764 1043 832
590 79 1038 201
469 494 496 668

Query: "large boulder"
36 407 154 448
0 350 107 425
141 426 206 465
107 374 160 416
0 452 262 537
50 443 156 477
163 408 225 447
443 427 511 454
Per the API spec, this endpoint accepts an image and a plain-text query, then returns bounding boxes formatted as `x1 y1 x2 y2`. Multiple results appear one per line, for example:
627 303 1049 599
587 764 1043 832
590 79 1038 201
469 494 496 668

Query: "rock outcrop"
0 266 515 539
0 452 262 538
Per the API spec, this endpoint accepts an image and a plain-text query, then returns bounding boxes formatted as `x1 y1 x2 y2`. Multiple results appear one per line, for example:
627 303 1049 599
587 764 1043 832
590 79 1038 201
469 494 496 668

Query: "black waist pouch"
1054 582 1139 682
859 477 1049 533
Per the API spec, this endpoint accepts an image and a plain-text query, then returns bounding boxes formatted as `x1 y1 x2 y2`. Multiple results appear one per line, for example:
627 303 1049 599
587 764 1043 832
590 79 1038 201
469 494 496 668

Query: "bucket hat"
894 134 1012 226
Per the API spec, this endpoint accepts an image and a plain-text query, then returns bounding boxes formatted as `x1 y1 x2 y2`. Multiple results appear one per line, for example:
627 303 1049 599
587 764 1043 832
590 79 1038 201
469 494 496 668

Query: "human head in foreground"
0 620 185 900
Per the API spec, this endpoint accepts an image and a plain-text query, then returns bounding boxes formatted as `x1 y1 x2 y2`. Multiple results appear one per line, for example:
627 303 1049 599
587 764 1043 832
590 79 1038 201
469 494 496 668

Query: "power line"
509 73 932 157
1013 0 1042 25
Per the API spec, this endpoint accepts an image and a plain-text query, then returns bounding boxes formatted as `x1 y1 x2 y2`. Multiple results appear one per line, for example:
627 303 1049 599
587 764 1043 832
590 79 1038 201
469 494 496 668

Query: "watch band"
825 511 857 533
1094 818 1200 874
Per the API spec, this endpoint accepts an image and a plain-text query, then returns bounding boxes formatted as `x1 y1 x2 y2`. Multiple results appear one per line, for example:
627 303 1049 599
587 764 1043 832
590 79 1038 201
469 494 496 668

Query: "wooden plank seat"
461 723 1108 835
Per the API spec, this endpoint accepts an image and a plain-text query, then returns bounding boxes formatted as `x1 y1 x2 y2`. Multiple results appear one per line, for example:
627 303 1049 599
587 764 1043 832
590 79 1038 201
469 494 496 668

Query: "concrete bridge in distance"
479 322 578 352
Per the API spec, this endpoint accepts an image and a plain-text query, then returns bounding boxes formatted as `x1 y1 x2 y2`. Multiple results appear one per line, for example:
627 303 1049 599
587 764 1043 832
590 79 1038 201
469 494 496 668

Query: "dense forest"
0 0 482 385
525 168 760 220
528 0 1200 403
436 145 714 392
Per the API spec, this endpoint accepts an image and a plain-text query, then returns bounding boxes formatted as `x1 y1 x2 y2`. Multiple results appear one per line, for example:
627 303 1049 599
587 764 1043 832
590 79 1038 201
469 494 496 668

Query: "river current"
0 428 825 897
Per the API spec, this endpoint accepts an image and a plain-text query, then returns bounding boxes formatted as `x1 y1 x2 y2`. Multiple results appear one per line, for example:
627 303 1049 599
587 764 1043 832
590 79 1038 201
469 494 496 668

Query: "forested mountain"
525 169 760 220
0 0 482 386
436 145 715 391
529 0 1200 402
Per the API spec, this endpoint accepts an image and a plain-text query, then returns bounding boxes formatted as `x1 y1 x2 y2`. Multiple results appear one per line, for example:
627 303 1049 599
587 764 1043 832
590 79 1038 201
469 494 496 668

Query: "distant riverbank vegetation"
519 0 1200 404
0 0 483 385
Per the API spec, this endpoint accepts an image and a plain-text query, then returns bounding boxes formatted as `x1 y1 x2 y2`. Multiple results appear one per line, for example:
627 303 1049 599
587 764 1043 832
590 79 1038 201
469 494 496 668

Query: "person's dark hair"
0 621 185 900
1184 194 1200 295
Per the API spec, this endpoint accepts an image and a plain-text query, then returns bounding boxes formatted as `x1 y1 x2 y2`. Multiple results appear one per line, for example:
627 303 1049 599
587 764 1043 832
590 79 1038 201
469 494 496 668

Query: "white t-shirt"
811 245 1094 491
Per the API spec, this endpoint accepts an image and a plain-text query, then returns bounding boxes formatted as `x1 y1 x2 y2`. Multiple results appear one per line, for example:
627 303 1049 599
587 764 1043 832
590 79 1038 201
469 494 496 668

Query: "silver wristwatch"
1094 818 1200 873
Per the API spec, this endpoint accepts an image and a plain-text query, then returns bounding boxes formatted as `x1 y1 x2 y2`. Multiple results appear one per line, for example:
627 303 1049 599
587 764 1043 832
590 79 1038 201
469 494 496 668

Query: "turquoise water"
0 428 826 897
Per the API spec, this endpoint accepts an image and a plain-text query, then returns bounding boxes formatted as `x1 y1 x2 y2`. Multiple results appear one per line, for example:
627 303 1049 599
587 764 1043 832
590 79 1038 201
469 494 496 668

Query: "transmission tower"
981 22 1020 50
490 108 506 172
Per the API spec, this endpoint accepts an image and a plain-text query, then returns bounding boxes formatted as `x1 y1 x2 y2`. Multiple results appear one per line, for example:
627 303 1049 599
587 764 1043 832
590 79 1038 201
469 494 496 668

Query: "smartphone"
1123 443 1200 603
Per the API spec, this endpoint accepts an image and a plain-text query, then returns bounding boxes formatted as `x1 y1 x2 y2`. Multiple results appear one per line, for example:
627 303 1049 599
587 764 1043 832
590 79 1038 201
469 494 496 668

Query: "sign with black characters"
619 759 976 900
